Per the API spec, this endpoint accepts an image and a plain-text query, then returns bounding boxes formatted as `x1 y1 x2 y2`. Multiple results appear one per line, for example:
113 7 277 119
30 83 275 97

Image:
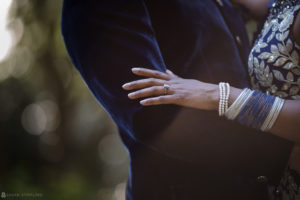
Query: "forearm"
270 100 300 144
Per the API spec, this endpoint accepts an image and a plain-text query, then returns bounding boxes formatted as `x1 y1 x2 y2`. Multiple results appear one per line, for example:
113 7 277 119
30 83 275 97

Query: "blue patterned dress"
248 0 300 199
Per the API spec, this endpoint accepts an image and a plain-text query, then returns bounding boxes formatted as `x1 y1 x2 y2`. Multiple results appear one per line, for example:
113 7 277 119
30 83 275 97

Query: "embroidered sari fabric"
249 0 300 100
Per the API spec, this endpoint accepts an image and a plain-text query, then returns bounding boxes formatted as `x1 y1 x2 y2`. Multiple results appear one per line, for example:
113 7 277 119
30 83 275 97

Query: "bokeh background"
0 1 257 200
0 0 129 199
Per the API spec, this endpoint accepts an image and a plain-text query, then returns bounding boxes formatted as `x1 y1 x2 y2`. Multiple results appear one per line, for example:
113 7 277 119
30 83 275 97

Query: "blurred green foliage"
0 0 129 199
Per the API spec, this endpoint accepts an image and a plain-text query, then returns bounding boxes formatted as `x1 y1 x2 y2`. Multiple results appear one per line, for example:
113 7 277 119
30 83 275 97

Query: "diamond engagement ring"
163 84 170 95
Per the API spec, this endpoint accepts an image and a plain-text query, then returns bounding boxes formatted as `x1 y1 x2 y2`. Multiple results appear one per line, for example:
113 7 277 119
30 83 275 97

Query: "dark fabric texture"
61 0 293 199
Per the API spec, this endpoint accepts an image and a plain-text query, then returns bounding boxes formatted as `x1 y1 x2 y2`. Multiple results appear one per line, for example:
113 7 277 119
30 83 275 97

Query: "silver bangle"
261 97 285 132
225 88 253 120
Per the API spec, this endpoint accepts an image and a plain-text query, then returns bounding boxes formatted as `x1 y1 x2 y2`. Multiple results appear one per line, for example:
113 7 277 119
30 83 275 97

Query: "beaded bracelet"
218 82 230 116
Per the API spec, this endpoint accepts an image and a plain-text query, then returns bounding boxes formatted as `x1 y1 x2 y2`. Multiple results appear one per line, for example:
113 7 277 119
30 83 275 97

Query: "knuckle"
168 86 175 93
162 80 168 84
153 86 160 92
169 79 178 84
161 96 166 101
149 78 155 84
157 96 163 101
176 93 185 100
154 72 161 76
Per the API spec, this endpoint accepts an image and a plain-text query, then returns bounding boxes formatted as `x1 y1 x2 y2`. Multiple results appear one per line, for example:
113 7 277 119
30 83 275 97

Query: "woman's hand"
122 67 219 111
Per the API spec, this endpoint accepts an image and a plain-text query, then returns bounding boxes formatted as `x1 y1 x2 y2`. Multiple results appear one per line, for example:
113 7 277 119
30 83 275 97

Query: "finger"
131 67 170 80
166 69 179 78
128 85 172 99
122 78 165 90
140 95 174 106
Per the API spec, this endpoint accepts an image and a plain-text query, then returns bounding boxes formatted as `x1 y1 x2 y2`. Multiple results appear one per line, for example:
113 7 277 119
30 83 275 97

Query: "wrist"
203 83 243 112
207 83 220 111
229 87 243 107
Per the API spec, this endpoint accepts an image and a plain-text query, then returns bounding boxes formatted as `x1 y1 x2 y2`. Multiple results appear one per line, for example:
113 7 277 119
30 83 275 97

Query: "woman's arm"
122 67 300 144
230 0 270 19
293 8 300 46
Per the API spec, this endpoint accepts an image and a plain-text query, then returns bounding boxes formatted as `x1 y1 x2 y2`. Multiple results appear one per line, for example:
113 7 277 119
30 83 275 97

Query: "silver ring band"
163 84 170 95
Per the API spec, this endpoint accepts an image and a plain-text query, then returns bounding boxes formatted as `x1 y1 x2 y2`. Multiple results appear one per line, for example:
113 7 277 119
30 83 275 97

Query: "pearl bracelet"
218 82 230 116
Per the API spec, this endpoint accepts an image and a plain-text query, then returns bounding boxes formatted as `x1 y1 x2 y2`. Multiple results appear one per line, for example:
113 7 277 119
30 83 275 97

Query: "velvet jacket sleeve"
61 0 178 144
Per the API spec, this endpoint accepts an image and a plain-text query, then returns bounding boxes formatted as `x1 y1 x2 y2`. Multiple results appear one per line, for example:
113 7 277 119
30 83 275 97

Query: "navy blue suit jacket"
61 0 293 199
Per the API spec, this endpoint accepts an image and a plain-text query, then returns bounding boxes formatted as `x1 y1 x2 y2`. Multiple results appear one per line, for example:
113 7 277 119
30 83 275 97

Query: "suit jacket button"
257 176 268 183
216 0 224 7
236 36 242 46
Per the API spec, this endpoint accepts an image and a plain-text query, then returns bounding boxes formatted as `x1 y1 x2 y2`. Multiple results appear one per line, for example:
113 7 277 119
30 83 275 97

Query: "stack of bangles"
218 82 285 132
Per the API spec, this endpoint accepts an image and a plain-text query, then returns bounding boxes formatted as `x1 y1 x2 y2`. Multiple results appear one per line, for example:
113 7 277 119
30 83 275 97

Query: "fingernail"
132 68 139 71
128 93 134 98
122 83 129 88
140 100 147 104
166 69 173 74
